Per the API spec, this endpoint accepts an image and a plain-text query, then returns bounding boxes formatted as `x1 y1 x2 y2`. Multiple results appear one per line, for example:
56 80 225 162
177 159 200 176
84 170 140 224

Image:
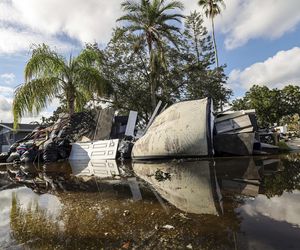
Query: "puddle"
1 153 300 249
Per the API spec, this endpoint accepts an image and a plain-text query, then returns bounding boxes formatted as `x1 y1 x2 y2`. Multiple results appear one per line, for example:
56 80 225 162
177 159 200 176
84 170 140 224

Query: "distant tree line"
232 85 300 128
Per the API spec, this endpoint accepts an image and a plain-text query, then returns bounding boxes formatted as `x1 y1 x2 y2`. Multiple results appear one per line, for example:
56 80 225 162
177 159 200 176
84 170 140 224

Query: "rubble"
0 111 97 164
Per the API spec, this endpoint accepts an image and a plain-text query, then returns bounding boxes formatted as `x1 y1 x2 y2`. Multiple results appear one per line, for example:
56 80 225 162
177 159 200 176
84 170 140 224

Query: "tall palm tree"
117 0 184 110
198 0 225 68
13 44 111 128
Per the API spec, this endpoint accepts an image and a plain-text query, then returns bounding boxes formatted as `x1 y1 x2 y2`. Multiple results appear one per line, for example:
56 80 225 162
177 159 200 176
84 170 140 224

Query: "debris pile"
0 111 97 164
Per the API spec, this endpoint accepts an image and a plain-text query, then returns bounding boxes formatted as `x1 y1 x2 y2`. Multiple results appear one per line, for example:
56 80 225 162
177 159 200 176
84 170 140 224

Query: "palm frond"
74 66 112 97
25 44 66 82
13 77 61 128
198 0 226 18
157 13 185 24
73 90 90 112
158 1 184 14
75 45 104 67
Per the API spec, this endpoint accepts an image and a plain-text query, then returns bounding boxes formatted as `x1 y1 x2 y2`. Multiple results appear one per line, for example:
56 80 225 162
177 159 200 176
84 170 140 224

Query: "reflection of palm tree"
117 0 184 110
13 44 111 128
198 0 226 67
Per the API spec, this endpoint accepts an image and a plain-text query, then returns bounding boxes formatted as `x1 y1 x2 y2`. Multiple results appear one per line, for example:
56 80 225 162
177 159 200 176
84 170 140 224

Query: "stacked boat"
132 98 273 159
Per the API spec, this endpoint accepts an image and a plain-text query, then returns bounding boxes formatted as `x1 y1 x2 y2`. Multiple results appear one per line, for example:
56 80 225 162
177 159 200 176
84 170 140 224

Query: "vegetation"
117 0 184 110
198 0 225 68
232 85 300 127
13 44 111 128
263 154 300 198
103 11 231 123
13 0 233 126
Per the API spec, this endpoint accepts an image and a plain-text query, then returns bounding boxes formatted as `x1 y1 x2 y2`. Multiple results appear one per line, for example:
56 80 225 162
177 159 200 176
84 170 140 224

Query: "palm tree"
13 44 111 128
117 0 184 110
198 0 225 68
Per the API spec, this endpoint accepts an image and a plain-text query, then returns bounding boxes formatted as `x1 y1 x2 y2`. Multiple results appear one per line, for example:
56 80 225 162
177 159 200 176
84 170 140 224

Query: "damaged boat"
132 98 214 159
132 97 277 160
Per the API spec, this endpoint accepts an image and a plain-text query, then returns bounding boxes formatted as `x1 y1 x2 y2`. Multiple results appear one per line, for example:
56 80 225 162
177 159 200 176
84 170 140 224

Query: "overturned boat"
132 97 277 159
132 98 214 159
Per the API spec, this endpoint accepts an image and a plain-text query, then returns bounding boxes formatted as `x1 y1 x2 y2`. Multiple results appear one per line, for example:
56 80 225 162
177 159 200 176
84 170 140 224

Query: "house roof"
0 123 38 132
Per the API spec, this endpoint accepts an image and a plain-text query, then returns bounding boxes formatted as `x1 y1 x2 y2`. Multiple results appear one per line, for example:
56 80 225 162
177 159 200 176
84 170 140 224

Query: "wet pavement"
0 153 300 249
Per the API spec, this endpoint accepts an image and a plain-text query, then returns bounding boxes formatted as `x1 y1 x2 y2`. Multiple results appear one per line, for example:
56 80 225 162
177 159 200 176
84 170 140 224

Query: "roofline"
0 124 35 132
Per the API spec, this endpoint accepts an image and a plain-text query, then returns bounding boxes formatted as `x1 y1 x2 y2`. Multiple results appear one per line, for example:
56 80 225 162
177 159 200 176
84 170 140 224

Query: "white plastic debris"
186 243 193 249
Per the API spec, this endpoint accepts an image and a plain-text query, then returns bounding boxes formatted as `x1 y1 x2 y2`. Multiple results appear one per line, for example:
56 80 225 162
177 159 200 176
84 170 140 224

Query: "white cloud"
0 95 13 122
0 25 74 55
228 47 300 91
221 0 300 49
0 73 15 84
0 86 14 97
184 0 300 50
0 0 123 53
14 0 123 43
0 0 299 53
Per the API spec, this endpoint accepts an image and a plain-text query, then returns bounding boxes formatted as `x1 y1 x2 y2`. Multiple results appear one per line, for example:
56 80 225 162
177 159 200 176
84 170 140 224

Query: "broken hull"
132 98 213 160
69 139 119 161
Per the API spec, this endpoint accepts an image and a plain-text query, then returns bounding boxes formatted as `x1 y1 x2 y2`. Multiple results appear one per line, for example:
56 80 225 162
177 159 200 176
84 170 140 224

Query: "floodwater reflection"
133 160 223 215
0 153 300 249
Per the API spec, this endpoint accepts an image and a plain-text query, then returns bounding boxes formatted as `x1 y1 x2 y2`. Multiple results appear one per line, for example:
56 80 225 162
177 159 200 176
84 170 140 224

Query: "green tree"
13 44 111 128
182 11 231 108
104 13 231 123
232 84 300 127
103 28 184 124
232 85 284 127
198 0 225 68
281 85 300 115
117 0 184 111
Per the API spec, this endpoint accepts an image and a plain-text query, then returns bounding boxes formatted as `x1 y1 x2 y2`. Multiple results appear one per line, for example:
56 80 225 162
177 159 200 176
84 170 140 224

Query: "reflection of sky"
0 187 62 248
237 191 300 250
241 191 300 227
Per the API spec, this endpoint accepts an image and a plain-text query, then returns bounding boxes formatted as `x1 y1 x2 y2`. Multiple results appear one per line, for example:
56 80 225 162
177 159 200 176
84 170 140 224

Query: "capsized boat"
132 98 214 159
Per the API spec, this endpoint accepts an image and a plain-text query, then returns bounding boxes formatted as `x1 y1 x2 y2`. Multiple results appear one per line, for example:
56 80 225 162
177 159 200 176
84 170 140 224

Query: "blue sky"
1 0 300 122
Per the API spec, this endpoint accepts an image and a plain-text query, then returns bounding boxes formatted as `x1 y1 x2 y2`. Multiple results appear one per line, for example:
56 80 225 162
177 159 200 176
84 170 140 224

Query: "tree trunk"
192 19 200 64
148 46 157 112
211 17 219 68
67 88 75 116
211 18 223 111
150 79 157 111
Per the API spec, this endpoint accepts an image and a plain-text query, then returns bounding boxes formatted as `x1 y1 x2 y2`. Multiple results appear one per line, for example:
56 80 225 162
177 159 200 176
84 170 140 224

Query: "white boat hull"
132 98 213 159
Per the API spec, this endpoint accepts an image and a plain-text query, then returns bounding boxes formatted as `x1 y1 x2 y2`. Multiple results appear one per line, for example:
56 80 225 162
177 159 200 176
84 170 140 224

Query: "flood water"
0 153 300 249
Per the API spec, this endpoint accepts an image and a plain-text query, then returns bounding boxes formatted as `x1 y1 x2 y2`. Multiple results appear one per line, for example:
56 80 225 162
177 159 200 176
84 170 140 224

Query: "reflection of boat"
132 98 214 159
215 157 261 197
133 160 222 215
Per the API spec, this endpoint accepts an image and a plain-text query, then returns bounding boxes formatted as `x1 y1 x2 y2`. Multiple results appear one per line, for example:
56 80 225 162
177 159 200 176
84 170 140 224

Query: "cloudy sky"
0 0 300 122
